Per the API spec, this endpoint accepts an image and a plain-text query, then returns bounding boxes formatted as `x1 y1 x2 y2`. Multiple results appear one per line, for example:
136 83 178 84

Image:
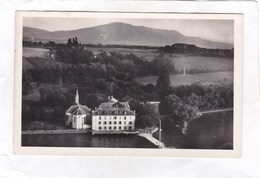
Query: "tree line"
158 43 234 58
158 76 233 134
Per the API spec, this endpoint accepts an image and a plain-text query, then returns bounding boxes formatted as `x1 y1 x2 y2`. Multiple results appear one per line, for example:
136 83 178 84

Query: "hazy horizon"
24 18 234 44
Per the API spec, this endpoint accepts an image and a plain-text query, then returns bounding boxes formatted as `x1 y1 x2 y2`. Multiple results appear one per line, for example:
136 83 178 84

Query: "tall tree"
156 70 171 99
22 70 33 95
135 103 160 129
159 94 198 134
67 38 72 45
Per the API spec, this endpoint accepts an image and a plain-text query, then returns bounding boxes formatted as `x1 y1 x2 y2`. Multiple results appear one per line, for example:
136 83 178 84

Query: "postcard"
14 11 243 157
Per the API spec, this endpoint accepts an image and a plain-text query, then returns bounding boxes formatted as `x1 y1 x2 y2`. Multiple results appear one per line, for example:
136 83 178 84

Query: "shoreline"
22 128 168 149
22 129 89 135
22 129 140 135
22 126 159 135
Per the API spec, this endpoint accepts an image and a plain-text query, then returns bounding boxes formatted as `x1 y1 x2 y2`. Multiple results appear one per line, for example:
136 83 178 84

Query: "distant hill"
23 22 233 49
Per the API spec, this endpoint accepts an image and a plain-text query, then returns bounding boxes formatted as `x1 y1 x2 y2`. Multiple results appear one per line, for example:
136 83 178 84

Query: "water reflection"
22 133 157 148
22 111 233 149
154 110 233 149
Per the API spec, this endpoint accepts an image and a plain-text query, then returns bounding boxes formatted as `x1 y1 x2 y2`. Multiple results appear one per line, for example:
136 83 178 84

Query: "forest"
158 43 234 58
22 39 233 132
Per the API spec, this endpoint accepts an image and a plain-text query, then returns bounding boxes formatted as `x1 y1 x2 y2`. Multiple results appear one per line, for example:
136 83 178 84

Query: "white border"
14 11 243 158
0 0 258 177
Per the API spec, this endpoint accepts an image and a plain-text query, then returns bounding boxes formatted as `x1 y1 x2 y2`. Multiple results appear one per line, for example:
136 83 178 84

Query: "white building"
92 96 136 132
65 89 91 129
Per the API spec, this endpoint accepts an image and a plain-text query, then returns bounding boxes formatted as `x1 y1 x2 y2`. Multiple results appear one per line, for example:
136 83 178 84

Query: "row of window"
97 126 133 130
98 116 133 120
95 111 129 115
96 121 133 125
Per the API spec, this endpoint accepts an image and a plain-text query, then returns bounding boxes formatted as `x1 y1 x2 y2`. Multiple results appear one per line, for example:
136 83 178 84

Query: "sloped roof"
93 98 135 116
112 102 125 108
66 104 90 116
98 101 129 109
107 96 118 103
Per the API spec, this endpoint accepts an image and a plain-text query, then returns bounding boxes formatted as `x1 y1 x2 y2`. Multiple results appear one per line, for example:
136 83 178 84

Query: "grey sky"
24 17 234 44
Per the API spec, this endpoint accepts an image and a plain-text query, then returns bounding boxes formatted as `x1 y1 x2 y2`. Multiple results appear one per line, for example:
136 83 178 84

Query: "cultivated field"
23 47 50 58
22 47 67 70
23 57 67 70
23 46 234 86
23 46 233 71
135 72 233 87
85 47 158 61
85 47 233 71
166 55 233 71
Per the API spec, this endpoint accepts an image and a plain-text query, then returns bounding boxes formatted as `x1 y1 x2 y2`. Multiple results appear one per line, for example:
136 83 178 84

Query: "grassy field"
23 46 233 71
86 47 158 61
23 57 67 70
135 72 233 87
86 46 233 71
85 46 233 86
166 55 233 71
23 47 66 70
23 47 50 58
22 46 234 86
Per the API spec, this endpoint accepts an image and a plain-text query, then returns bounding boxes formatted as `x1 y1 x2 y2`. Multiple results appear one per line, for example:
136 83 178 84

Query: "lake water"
22 110 233 149
22 133 157 148
154 110 233 149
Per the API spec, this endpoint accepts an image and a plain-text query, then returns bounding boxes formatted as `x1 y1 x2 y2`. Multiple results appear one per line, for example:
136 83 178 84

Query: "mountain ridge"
23 22 233 49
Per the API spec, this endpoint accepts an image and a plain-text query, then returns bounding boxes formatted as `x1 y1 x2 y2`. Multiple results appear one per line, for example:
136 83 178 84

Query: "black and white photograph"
14 12 243 156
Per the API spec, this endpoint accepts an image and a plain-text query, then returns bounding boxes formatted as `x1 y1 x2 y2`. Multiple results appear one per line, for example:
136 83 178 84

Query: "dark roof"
98 101 129 109
93 99 135 116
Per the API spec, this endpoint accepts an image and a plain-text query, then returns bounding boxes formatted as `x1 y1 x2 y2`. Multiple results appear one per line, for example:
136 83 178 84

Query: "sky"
24 17 234 44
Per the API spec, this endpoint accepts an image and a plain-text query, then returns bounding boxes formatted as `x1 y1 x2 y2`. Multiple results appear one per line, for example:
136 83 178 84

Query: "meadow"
135 72 233 87
86 47 158 61
23 47 50 58
23 57 67 70
85 46 233 86
23 46 233 70
23 46 234 86
22 47 67 70
166 55 233 71
86 46 233 71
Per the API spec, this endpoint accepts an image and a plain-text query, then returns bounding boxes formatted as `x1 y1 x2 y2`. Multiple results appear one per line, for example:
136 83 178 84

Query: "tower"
66 88 91 129
75 89 79 105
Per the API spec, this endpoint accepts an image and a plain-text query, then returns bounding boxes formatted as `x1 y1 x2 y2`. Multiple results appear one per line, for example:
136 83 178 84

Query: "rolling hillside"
23 22 233 49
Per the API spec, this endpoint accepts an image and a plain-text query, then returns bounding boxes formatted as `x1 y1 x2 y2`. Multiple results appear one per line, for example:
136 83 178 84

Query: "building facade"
65 89 91 129
92 96 136 132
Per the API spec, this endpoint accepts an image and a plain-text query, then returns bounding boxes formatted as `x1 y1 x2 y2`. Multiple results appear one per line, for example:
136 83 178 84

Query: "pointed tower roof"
75 88 79 105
